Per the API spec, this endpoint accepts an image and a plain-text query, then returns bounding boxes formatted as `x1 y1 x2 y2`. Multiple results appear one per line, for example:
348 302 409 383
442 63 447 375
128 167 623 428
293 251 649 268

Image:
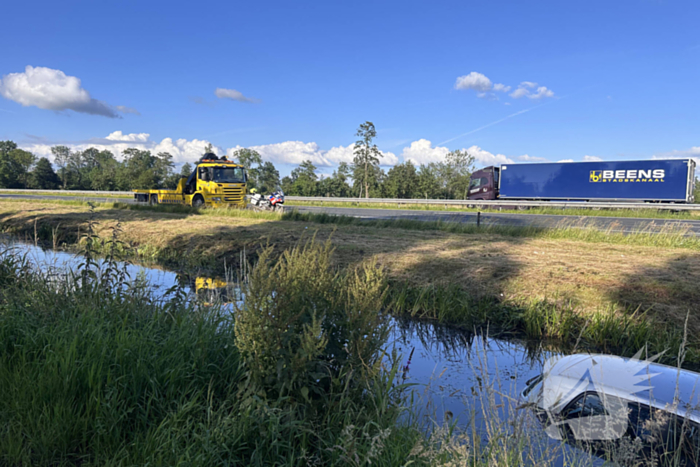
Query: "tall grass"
387 282 699 367
0 238 424 466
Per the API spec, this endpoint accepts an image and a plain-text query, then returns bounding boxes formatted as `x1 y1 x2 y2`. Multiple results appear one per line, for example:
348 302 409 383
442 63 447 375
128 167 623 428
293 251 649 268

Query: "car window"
564 392 608 419
481 177 489 187
469 178 481 189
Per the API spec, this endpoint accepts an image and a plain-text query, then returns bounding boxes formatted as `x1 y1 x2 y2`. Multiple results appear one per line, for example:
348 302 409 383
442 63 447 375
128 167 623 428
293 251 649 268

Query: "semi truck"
467 159 696 203
134 154 247 208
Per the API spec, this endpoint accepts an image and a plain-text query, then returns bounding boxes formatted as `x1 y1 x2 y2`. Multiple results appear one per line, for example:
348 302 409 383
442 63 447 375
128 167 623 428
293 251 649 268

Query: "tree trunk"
364 160 369 199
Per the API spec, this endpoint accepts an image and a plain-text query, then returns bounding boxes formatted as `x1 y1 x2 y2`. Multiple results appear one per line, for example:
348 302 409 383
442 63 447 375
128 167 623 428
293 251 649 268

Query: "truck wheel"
192 195 205 208
149 194 158 205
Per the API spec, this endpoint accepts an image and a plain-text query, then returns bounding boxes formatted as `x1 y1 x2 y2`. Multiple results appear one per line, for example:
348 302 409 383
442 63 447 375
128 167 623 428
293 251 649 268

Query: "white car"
522 353 700 456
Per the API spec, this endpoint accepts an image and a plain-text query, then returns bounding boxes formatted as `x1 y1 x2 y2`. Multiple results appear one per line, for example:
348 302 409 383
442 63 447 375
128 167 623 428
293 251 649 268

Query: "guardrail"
2 189 700 211
0 188 128 196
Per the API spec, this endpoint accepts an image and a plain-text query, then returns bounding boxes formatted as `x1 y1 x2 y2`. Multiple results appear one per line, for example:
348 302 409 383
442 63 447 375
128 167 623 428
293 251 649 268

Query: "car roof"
542 354 700 422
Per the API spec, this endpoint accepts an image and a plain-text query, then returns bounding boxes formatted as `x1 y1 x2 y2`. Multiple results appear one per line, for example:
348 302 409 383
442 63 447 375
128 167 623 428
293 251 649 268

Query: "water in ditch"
0 239 610 465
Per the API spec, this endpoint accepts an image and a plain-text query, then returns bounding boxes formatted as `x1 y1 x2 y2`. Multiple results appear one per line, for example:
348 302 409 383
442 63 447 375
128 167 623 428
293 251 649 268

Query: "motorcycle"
250 189 285 212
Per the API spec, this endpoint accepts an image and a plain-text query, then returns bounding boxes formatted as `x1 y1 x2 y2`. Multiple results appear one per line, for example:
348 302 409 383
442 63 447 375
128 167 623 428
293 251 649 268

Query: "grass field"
286 199 700 220
1 198 698 361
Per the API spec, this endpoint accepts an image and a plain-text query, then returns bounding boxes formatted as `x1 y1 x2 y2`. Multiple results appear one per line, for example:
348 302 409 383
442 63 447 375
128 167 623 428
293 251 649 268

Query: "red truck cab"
468 166 500 200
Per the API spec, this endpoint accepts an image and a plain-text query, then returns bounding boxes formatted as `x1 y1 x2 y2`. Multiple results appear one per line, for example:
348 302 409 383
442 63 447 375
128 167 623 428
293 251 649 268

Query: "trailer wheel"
192 195 205 208
149 194 158 205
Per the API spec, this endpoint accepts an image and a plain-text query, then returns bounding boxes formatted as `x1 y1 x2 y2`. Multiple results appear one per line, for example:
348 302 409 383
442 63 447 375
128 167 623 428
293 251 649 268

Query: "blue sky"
1 0 698 175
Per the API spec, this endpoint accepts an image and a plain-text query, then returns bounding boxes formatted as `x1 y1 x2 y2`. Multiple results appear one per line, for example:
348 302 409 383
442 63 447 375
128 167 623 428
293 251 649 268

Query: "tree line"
0 122 477 199
281 121 476 199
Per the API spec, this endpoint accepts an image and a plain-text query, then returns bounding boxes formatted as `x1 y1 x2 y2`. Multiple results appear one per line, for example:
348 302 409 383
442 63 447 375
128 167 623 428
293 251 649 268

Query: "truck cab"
468 166 500 200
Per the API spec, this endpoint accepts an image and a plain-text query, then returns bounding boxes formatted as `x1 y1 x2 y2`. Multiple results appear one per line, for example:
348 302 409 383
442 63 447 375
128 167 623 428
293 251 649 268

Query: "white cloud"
454 72 493 92
115 105 140 115
400 139 515 166
529 86 554 99
401 139 451 165
557 159 575 163
0 66 133 118
509 88 530 99
518 155 549 162
214 87 258 103
493 83 511 92
467 145 515 166
105 131 150 143
583 155 603 162
510 82 555 100
227 141 398 167
23 131 219 164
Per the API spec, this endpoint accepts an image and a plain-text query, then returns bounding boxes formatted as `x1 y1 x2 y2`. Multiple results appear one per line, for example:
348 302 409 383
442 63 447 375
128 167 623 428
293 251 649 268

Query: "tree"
117 148 168 190
86 150 119 191
318 162 352 197
30 157 60 189
442 149 475 199
180 163 193 178
257 161 280 194
416 163 441 199
232 148 264 192
8 149 36 188
285 160 318 196
0 150 24 188
0 145 35 189
353 121 382 198
351 162 384 198
0 141 17 156
384 161 419 198
51 146 71 189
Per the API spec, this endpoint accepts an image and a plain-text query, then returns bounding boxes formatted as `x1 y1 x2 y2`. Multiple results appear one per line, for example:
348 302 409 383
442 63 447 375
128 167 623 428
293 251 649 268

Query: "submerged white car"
522 353 700 455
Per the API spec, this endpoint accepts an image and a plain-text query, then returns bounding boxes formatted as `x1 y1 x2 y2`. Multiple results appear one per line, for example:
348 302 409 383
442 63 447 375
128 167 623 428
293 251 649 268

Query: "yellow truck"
134 154 247 208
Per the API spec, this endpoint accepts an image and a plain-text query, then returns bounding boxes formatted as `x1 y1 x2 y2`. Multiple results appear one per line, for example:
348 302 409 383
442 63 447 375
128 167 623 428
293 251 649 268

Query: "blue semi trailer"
467 159 696 203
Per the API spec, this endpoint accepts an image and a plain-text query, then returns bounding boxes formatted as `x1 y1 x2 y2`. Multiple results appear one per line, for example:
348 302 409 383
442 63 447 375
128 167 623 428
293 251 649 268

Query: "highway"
2 193 700 236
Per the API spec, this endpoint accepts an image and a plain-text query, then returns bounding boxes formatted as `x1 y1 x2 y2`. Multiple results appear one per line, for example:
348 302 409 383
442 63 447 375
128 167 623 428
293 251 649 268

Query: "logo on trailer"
589 168 665 183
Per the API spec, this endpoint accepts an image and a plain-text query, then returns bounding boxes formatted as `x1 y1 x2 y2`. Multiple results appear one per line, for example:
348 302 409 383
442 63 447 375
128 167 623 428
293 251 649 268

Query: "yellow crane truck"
134 154 247 208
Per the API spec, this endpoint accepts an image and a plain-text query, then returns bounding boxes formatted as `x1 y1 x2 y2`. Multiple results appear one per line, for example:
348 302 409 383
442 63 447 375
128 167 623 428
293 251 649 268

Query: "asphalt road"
2 193 700 236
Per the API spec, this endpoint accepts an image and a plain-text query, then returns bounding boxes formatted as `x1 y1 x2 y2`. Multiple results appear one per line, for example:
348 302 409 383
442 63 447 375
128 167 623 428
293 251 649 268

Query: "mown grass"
287 199 700 220
283 210 700 251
